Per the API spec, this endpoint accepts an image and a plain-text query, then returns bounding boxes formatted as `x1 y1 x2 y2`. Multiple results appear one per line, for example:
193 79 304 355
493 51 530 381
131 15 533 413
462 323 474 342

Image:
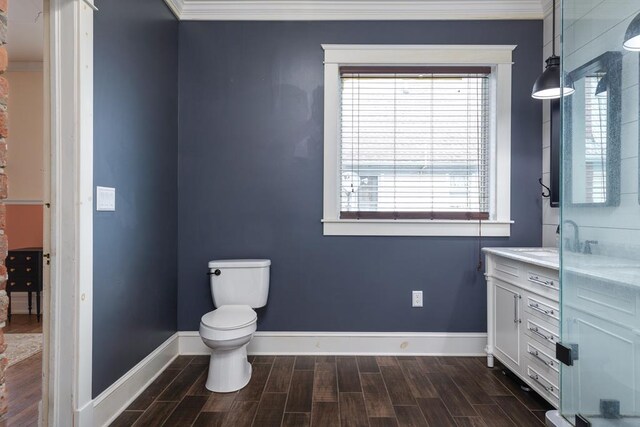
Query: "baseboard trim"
179 331 487 356
9 293 43 315
92 333 179 427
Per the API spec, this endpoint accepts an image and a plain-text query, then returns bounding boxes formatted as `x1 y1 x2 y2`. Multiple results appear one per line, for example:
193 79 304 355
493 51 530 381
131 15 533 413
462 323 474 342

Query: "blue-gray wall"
177 21 543 332
93 0 178 397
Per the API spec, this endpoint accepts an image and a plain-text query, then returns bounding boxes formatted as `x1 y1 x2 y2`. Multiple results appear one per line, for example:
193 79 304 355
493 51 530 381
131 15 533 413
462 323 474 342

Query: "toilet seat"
200 305 257 341
202 305 257 330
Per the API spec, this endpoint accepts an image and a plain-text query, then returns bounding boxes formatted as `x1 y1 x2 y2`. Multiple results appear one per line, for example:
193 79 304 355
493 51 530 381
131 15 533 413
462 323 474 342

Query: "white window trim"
321 44 515 237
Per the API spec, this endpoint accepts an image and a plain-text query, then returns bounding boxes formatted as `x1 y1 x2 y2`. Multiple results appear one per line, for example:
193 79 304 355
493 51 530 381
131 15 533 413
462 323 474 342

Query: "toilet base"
205 345 252 393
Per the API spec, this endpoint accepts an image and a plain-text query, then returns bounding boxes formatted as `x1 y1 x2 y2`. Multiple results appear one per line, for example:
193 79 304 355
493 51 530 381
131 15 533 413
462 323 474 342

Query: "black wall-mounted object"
550 99 560 207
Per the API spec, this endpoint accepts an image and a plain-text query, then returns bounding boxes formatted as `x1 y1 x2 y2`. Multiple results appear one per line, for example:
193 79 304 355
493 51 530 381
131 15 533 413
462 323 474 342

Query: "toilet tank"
208 259 270 308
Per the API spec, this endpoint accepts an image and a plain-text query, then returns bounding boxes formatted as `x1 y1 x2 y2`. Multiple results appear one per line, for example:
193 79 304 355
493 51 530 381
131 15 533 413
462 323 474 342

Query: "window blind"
339 66 491 220
583 75 607 204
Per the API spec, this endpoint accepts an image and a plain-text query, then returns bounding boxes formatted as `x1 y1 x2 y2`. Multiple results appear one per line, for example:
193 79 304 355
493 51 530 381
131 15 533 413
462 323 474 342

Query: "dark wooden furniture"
6 247 43 322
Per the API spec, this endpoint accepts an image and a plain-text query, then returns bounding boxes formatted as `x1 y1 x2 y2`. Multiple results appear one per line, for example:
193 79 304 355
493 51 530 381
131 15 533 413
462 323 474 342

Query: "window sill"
321 219 513 237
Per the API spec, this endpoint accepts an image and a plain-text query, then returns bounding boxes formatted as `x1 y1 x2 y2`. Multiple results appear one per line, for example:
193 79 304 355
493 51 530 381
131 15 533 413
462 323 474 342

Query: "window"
322 45 515 236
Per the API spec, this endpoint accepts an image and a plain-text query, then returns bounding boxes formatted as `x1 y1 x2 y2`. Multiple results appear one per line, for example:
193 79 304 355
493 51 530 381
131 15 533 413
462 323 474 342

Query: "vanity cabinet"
484 248 560 408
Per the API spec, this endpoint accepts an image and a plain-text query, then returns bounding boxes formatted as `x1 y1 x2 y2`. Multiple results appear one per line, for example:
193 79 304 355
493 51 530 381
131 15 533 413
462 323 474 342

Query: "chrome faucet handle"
583 240 598 255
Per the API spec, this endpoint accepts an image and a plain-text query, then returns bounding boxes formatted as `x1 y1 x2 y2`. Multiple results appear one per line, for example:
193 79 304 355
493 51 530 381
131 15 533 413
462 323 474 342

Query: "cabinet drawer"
7 252 38 267
8 277 39 292
8 265 37 276
525 294 559 326
526 365 559 405
526 341 559 375
527 271 558 292
493 258 521 283
525 317 559 350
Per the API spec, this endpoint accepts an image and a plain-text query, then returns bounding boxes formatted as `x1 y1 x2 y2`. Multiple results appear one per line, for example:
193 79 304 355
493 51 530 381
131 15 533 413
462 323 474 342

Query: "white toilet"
199 259 270 393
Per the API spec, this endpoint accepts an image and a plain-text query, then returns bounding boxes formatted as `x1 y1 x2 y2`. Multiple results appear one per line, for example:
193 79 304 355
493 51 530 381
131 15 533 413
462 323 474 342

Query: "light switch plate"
96 186 116 211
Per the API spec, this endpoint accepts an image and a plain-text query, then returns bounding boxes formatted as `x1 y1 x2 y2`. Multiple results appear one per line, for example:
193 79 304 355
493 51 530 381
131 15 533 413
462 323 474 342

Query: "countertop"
483 247 640 287
482 247 559 270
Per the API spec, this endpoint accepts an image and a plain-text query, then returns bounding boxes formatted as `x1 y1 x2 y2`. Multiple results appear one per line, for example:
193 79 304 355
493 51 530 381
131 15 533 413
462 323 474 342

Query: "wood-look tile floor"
111 355 552 427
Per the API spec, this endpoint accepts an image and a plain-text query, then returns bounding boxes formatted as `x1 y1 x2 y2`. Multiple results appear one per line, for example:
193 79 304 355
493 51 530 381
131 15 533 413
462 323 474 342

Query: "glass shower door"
560 1 640 425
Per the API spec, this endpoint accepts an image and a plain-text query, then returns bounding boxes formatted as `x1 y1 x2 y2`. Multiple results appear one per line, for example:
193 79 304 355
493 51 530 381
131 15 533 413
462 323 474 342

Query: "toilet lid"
201 305 257 330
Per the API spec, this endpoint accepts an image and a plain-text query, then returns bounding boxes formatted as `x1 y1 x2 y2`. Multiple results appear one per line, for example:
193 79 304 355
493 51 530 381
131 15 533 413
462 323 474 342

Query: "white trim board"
49 0 95 425
179 331 487 356
4 199 44 205
164 0 545 21
9 292 44 315
92 334 179 427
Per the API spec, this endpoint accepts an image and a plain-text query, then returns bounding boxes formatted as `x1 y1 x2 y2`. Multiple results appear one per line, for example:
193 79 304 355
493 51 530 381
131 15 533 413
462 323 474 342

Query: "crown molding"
164 0 183 18
164 0 545 21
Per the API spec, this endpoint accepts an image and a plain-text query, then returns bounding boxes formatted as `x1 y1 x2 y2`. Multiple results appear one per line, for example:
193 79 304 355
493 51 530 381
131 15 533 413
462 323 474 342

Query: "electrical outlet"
412 291 423 307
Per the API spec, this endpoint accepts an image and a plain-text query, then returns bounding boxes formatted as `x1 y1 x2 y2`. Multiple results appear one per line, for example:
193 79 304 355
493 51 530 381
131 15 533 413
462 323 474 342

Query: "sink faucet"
562 220 581 253
583 240 599 255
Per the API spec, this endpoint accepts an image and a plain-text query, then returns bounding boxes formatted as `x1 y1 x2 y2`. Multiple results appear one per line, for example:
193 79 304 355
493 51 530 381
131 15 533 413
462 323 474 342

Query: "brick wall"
0 0 7 417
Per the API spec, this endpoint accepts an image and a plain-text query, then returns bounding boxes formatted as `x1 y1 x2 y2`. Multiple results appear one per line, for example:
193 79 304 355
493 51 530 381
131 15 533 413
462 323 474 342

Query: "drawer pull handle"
9 282 15 287
26 257 31 261
529 275 556 288
26 268 31 272
26 282 32 287
529 274 556 289
528 350 554 367
529 326 554 342
529 302 555 316
528 374 554 393
9 268 14 272
9 256 14 261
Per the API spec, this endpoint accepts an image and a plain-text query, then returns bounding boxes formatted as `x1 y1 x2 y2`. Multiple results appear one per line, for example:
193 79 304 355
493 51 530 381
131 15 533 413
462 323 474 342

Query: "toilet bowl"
198 259 270 393
200 305 258 392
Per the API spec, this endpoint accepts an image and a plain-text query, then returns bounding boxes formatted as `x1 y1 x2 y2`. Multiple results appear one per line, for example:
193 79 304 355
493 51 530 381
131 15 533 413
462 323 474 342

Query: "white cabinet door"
494 280 521 370
562 305 638 417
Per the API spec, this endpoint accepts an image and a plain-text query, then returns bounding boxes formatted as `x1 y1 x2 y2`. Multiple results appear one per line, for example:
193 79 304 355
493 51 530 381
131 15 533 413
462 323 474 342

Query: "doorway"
1 0 48 424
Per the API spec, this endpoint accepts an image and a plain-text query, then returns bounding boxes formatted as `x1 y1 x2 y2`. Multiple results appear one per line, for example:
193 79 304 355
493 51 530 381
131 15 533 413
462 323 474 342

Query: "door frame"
44 0 94 425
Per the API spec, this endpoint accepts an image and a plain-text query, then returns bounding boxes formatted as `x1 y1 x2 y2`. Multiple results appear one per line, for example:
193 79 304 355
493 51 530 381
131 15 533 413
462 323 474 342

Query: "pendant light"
595 74 608 98
623 12 640 51
532 0 575 99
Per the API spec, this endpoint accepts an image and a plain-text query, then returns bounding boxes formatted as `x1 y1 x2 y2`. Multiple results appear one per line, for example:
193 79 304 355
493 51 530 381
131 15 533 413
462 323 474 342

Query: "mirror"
564 51 621 207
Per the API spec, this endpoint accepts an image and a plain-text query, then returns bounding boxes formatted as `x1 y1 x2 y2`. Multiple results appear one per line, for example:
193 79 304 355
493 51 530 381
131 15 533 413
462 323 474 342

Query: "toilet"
199 259 270 393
